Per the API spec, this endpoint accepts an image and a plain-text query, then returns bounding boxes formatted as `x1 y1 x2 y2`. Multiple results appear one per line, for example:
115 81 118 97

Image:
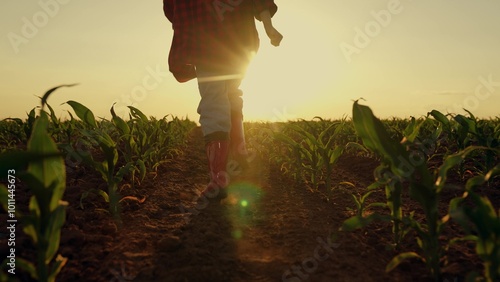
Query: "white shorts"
196 66 244 137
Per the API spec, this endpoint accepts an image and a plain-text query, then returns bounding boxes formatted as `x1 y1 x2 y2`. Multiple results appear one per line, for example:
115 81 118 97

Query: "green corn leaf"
329 146 343 164
274 132 299 148
22 211 39 244
352 101 408 176
137 159 147 181
79 191 89 209
319 122 339 145
128 106 148 122
466 175 489 191
449 235 478 247
45 204 67 263
27 112 66 211
115 162 134 183
0 151 63 177
4 117 23 126
82 130 118 170
21 173 54 219
71 145 108 180
340 214 390 232
41 84 77 109
66 100 97 128
449 201 473 234
111 104 130 135
484 164 500 181
366 202 387 209
98 162 110 182
98 189 110 203
345 142 368 153
435 146 486 192
333 121 346 136
15 257 38 280
367 181 383 191
80 189 109 208
110 102 119 118
67 110 74 121
455 114 477 135
48 254 68 282
45 103 59 127
112 115 130 135
324 133 337 151
463 108 476 120
360 190 375 203
403 117 426 143
27 107 37 119
386 252 423 273
142 147 156 160
291 124 322 148
429 124 443 143
403 117 416 141
466 193 500 241
408 183 440 241
428 110 450 129
350 194 361 210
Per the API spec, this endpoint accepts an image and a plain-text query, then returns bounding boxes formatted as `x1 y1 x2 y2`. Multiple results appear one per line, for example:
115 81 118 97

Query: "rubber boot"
201 140 230 201
230 112 249 170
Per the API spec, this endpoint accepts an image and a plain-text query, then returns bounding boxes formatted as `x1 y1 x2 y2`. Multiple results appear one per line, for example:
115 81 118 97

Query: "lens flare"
240 200 248 207
232 229 243 239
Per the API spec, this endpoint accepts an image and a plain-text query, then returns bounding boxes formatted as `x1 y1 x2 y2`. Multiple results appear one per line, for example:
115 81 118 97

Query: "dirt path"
128 128 407 282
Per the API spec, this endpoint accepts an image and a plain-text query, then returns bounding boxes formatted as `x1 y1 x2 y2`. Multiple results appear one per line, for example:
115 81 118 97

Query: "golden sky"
1 0 499 122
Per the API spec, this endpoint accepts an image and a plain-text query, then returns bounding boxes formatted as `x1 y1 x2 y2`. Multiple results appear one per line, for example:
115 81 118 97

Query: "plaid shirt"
163 0 278 82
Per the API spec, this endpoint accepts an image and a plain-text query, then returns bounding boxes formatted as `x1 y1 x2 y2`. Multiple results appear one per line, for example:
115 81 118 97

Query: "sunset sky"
1 0 499 122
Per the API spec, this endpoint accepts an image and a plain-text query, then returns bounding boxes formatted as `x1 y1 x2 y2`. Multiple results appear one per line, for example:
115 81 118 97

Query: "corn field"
0 87 499 281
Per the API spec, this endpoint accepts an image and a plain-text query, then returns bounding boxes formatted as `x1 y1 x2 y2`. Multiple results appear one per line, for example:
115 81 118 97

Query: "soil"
1 126 497 282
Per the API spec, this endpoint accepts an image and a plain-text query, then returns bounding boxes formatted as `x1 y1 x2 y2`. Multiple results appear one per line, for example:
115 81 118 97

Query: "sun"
241 43 334 122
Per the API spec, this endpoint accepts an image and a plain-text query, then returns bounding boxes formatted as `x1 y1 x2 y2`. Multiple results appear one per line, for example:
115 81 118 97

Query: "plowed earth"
2 127 498 282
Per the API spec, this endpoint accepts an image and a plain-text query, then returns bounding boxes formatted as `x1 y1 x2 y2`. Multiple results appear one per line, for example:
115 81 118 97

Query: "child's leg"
227 80 243 115
195 66 234 201
227 80 249 169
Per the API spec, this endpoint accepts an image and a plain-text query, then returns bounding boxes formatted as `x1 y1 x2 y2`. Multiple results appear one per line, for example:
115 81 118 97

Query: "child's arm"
259 10 283 47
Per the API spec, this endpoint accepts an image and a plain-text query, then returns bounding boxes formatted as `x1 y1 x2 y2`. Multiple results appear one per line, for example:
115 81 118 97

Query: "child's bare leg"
227 82 249 170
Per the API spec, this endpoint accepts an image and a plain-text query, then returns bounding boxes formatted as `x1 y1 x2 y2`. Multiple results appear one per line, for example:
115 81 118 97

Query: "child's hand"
265 26 283 47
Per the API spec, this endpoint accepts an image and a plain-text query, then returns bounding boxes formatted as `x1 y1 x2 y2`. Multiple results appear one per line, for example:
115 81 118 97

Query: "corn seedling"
0 85 73 282
344 101 487 281
453 111 499 175
428 109 500 180
449 163 500 281
110 104 146 185
274 120 349 193
346 182 387 217
65 100 134 223
132 108 192 169
110 105 195 184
